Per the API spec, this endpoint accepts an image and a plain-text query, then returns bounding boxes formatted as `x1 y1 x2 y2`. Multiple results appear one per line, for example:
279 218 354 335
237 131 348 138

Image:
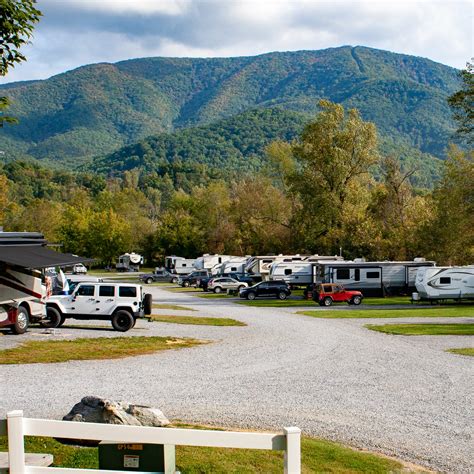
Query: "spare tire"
143 293 152 315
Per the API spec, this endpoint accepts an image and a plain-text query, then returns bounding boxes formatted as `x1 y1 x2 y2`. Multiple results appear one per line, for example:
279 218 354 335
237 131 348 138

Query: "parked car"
239 280 291 300
139 269 176 284
72 263 88 275
200 273 257 291
45 282 152 331
179 270 210 287
208 277 248 293
312 283 363 306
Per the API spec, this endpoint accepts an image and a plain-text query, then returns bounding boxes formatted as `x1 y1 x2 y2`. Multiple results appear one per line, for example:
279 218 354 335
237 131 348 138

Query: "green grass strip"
0 336 205 364
150 315 245 326
0 433 407 473
365 323 474 336
153 304 196 311
447 348 474 356
238 296 413 307
298 306 474 319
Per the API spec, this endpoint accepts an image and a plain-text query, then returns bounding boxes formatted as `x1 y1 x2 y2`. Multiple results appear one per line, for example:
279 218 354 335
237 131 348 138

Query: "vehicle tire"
183 281 190 287
214 287 222 294
111 310 134 332
143 293 152 315
351 296 362 305
246 292 256 300
238 285 245 291
323 297 333 306
146 277 153 284
58 315 66 327
11 306 29 334
40 307 62 328
171 277 178 284
278 291 287 300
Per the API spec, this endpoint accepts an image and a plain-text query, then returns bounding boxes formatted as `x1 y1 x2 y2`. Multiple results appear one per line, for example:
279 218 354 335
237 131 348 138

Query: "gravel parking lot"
1 286 473 472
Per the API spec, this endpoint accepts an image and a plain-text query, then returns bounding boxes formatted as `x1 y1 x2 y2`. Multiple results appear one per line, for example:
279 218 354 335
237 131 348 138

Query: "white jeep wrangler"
45 282 152 332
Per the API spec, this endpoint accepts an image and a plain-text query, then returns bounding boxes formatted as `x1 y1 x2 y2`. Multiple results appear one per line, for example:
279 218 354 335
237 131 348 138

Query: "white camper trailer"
269 255 344 286
415 266 474 301
165 256 197 276
245 254 314 280
215 257 251 275
116 253 144 272
194 254 236 274
316 258 436 296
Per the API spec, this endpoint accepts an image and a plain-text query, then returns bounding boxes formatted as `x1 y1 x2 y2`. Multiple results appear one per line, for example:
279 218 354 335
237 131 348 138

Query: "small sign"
123 455 140 468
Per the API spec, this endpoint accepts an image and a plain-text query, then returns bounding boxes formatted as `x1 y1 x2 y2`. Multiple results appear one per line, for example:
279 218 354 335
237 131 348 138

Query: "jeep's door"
95 285 117 315
332 285 346 302
69 284 97 315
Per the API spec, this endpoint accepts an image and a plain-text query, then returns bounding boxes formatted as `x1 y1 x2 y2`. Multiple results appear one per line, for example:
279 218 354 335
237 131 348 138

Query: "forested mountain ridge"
0 46 459 166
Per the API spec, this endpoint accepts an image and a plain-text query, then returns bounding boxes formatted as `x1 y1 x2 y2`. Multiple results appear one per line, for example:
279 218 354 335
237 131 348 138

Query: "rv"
415 266 474 301
316 258 436 296
245 254 316 280
0 232 91 334
269 255 344 286
215 256 251 275
165 256 197 276
116 253 144 272
194 254 236 274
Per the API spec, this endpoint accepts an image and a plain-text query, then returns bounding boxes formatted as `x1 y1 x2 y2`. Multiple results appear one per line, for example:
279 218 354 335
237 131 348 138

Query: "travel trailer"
0 232 91 334
316 258 436 296
116 253 144 272
165 256 197 276
269 256 344 286
246 254 325 280
415 266 474 301
194 254 236 274
215 256 251 275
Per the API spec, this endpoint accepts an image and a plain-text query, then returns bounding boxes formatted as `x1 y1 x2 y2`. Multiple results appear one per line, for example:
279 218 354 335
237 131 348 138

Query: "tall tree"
448 60 474 143
0 0 42 126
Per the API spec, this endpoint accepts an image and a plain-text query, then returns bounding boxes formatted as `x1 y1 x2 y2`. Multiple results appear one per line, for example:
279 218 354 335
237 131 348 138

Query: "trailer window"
285 269 293 275
77 285 94 296
367 272 380 279
99 286 115 297
439 277 451 284
119 287 137 298
337 269 350 279
355 269 360 281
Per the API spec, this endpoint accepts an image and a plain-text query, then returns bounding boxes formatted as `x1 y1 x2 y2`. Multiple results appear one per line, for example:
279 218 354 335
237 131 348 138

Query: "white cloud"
1 0 471 84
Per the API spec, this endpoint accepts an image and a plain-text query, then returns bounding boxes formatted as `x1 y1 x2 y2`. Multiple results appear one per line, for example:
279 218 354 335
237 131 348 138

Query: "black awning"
0 245 94 269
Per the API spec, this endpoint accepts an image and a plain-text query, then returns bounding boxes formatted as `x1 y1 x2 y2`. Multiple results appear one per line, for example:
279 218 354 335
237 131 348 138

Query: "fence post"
7 410 26 474
283 426 301 474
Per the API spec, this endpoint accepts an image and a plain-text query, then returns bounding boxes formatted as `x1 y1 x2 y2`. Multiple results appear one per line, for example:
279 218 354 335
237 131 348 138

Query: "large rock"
60 396 170 445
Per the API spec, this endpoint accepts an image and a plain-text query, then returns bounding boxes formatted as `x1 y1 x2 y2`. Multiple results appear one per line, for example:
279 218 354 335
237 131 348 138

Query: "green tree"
0 0 42 127
448 61 474 143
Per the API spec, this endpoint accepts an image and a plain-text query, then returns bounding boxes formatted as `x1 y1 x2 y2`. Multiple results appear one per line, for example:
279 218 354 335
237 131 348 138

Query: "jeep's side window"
99 286 115 297
119 286 137 298
77 285 95 296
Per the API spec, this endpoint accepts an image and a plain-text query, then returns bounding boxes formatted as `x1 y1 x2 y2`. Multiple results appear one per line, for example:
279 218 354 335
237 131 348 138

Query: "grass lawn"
164 286 201 293
365 323 474 336
447 348 474 356
298 306 474 319
0 432 410 473
0 336 205 364
150 315 246 326
152 304 196 311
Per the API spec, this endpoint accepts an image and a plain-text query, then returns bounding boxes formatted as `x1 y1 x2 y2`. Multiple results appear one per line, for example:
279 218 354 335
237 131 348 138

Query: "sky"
1 0 472 84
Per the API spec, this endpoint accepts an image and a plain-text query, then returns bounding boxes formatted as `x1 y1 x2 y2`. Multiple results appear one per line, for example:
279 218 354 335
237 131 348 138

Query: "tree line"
1 100 472 266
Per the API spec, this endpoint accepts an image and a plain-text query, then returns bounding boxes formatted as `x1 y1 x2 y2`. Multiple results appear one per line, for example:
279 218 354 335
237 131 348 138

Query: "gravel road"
1 286 473 472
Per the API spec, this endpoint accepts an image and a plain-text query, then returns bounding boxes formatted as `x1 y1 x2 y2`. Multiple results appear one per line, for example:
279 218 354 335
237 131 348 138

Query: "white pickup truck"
46 282 152 331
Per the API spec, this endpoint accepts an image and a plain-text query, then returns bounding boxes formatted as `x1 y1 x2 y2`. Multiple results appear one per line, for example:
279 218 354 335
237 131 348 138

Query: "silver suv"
208 277 248 294
45 282 152 331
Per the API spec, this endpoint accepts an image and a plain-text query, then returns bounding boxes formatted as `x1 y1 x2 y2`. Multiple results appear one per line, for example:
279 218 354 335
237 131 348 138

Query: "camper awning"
0 245 93 269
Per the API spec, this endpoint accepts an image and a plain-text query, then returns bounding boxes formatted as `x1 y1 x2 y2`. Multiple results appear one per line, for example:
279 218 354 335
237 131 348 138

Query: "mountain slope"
0 46 460 165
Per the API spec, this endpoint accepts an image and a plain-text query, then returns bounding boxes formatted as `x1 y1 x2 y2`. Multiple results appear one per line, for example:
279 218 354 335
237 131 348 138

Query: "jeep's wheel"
58 315 66 327
143 293 152 315
146 277 153 284
112 310 134 332
247 292 256 300
323 297 333 306
12 307 29 334
183 281 190 287
352 295 362 305
41 307 62 328
278 291 287 300
214 287 222 294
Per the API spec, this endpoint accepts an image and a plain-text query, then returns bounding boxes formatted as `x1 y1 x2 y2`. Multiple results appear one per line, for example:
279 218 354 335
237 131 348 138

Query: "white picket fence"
1 410 301 473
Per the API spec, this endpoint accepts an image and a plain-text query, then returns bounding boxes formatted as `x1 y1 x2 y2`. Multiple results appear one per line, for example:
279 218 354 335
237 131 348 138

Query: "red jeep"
312 283 363 306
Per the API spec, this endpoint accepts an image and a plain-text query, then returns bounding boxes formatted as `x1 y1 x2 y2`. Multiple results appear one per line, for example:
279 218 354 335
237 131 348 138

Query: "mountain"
0 46 460 168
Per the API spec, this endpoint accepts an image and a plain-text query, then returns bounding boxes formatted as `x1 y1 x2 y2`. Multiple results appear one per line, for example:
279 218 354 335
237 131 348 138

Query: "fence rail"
4 411 301 473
